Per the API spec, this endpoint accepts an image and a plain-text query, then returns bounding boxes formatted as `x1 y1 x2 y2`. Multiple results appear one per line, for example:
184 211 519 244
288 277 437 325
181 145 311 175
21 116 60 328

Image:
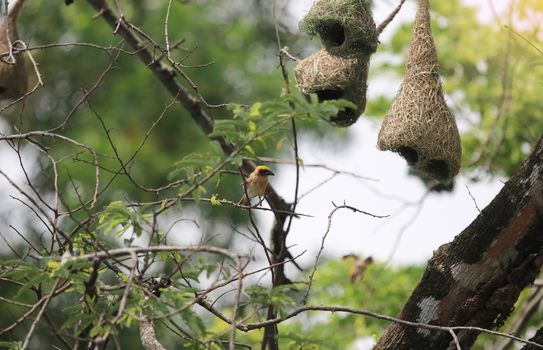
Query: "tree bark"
374 137 543 350
140 317 166 350
522 326 543 350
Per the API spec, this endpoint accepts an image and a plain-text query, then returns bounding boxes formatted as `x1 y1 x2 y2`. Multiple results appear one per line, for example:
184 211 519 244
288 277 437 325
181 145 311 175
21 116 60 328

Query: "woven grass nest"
294 49 370 127
0 0 28 101
296 0 377 127
300 0 378 57
377 0 461 181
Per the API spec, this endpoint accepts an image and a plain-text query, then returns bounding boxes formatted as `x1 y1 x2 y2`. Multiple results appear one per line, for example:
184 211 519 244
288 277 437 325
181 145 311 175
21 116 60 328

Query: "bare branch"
21 279 61 350
303 203 389 304
377 0 407 35
84 0 291 219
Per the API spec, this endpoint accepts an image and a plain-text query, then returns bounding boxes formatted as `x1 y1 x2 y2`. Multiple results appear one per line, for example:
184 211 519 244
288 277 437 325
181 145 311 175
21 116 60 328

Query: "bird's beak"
269 171 275 176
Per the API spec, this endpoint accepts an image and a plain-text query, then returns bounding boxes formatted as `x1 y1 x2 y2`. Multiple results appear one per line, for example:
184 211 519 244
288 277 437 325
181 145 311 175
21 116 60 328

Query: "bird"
343 255 373 283
238 165 274 207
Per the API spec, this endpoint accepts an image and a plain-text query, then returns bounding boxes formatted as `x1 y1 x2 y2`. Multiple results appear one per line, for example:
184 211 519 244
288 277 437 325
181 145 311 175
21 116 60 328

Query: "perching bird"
238 165 274 206
0 0 28 101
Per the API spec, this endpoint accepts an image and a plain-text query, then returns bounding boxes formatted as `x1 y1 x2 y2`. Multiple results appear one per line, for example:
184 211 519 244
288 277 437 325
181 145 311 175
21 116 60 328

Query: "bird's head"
255 165 274 177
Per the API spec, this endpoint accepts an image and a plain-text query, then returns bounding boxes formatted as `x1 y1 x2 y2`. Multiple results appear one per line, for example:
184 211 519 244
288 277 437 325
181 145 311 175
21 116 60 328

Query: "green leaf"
244 144 256 155
230 154 243 167
0 341 22 350
181 309 206 337
61 311 96 332
249 102 262 118
227 103 241 113
246 285 270 305
47 260 61 270
169 153 210 181
209 119 242 143
275 137 287 152
97 201 132 236
4 262 41 281
247 120 257 135
210 194 221 206
193 185 207 204
323 99 357 111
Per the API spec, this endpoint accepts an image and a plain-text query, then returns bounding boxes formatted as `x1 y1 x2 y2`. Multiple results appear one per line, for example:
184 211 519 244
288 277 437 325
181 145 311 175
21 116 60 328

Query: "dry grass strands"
296 0 377 127
295 49 370 126
377 0 461 181
300 0 378 57
0 0 28 101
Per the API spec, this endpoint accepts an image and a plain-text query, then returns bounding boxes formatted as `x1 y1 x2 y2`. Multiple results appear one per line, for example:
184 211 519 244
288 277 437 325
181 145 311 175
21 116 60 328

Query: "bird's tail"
237 195 250 206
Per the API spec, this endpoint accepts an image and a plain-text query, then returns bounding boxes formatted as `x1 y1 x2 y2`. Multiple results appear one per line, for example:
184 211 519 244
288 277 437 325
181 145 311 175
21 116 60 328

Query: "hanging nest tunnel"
295 0 378 127
294 49 370 127
377 0 461 181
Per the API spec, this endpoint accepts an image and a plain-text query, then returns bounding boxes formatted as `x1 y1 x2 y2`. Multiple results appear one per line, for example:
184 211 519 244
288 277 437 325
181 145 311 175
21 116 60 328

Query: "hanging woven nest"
300 0 378 57
294 48 370 127
0 0 28 101
377 0 461 180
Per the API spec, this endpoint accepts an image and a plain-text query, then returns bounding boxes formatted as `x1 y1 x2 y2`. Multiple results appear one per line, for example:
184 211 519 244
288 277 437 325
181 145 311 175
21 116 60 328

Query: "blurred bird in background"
343 255 374 282
238 165 274 206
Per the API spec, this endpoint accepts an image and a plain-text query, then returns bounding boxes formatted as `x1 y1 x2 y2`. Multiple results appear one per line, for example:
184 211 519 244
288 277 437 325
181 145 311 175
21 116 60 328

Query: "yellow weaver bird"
238 165 274 206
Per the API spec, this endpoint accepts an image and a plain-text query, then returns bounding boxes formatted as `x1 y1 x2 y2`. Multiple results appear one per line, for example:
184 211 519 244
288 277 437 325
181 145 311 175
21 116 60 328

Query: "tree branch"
375 137 543 349
84 0 289 213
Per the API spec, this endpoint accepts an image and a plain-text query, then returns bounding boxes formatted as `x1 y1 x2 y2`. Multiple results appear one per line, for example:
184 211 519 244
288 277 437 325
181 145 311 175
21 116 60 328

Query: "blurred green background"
1 0 542 348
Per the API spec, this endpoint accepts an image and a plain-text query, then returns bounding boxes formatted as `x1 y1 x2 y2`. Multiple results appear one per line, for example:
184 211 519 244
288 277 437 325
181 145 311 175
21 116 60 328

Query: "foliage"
0 69 356 349
200 259 424 349
1 0 542 349
284 260 423 348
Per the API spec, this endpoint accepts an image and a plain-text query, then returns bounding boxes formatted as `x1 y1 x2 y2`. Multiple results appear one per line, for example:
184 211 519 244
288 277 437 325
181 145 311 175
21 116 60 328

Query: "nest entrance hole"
425 159 449 180
316 89 344 101
396 146 418 165
314 89 358 126
319 20 346 48
330 108 357 127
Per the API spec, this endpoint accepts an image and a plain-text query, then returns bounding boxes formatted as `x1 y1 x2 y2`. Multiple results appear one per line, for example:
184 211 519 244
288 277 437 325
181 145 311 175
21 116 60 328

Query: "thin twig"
194 301 543 349
65 245 240 264
504 24 543 56
303 204 389 304
449 329 462 350
163 0 174 60
494 286 543 350
16 280 62 350
377 0 407 35
253 156 378 182
385 192 430 264
465 184 481 213
21 279 61 350
84 0 290 218
14 40 43 86
229 256 244 350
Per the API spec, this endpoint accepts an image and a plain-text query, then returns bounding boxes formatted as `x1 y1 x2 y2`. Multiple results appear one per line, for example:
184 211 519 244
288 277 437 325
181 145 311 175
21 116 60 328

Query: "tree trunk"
374 137 543 350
